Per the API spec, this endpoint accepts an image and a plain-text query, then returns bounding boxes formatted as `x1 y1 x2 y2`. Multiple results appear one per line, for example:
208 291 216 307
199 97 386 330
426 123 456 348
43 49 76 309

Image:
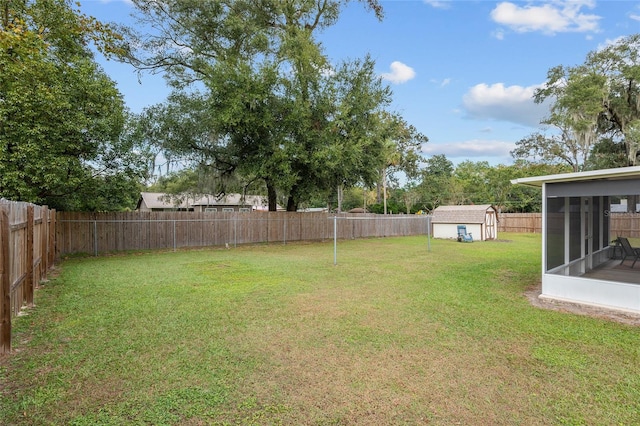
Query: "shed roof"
431 204 496 224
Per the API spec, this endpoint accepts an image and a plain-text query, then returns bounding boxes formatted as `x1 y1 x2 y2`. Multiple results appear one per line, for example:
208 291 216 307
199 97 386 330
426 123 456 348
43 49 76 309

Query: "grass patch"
1 234 640 425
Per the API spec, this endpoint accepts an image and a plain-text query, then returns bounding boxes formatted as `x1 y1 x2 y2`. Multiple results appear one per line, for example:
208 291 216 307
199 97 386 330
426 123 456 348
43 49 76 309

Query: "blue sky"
80 0 640 166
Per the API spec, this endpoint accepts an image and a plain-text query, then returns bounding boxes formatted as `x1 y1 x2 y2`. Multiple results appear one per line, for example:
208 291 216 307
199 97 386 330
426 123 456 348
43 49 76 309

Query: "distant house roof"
431 205 497 224
298 207 329 213
191 194 268 209
137 192 191 210
137 192 276 211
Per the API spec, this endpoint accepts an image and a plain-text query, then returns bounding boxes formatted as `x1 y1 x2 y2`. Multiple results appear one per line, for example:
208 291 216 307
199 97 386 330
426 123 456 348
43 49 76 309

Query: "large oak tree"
533 34 640 169
122 0 424 211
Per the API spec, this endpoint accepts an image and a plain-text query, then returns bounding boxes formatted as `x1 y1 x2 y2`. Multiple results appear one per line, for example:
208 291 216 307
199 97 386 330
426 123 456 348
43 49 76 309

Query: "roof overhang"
511 166 640 188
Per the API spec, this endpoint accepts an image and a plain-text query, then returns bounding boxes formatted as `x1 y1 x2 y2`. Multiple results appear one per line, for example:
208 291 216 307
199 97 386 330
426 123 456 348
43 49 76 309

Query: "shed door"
485 210 496 240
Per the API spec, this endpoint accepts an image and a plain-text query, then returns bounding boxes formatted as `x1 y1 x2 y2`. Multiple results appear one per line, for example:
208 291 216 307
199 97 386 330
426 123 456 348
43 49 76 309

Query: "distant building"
190 194 273 212
137 192 192 211
136 192 280 212
610 199 640 213
298 207 330 213
431 205 498 241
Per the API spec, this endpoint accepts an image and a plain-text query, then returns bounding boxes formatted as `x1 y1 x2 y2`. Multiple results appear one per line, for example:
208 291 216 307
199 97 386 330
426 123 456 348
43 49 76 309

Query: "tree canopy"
530 33 640 170
121 0 428 211
0 0 148 210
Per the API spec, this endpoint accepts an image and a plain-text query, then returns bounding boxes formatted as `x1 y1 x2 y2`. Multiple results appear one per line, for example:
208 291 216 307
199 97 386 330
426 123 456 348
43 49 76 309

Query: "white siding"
433 223 482 240
542 273 640 313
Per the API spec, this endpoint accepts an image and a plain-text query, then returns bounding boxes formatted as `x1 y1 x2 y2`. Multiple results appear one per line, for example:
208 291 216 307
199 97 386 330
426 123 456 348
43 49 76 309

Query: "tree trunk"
286 197 297 212
382 168 387 215
267 181 278 212
363 188 367 211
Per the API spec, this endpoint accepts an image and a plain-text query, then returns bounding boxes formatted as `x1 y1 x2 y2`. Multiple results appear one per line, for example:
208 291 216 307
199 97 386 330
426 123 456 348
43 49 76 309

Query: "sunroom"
512 166 640 314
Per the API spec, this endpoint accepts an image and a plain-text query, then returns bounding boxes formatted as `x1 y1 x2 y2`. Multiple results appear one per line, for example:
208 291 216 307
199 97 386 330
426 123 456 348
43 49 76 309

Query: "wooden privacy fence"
608 213 640 238
55 212 640 257
498 213 542 233
0 200 56 354
497 212 640 237
56 211 431 257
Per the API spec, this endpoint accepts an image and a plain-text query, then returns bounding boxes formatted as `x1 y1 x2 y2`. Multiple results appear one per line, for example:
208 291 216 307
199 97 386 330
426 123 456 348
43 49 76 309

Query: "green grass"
1 234 639 425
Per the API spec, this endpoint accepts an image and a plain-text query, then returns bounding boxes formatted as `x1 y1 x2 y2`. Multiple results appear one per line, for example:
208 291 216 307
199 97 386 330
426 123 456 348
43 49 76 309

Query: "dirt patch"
525 283 640 326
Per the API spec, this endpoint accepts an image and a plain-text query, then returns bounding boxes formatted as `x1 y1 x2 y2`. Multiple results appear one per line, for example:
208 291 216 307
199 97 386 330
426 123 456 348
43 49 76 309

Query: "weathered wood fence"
497 213 640 237
0 200 56 354
56 211 640 257
498 213 542 233
608 213 640 238
56 211 431 257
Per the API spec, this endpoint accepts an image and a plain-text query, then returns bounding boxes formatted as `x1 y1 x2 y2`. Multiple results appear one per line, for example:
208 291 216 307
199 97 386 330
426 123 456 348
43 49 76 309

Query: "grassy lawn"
1 233 639 425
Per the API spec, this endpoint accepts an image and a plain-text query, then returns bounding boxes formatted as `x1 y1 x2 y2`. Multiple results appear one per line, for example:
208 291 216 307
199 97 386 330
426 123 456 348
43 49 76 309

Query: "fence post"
94 220 98 256
48 209 55 267
26 205 34 307
41 207 48 275
333 216 337 266
427 215 431 252
1 208 11 353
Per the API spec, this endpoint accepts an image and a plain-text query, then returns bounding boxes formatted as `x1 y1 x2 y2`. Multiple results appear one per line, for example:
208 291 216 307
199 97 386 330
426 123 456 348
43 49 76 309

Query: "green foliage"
414 154 455 211
534 33 640 168
123 1 422 212
511 132 584 171
586 137 628 170
337 186 373 212
367 200 404 214
452 160 492 204
147 169 203 194
0 0 147 210
410 155 565 213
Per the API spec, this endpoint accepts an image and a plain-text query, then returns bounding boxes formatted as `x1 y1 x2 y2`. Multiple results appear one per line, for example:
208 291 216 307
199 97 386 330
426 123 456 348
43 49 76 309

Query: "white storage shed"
431 205 498 241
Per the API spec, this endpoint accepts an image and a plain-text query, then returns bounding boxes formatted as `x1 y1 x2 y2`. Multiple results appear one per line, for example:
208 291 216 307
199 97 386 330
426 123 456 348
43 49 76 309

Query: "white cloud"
490 1 601 35
430 78 452 87
423 0 451 9
492 29 505 40
461 82 550 127
381 61 416 84
421 140 515 160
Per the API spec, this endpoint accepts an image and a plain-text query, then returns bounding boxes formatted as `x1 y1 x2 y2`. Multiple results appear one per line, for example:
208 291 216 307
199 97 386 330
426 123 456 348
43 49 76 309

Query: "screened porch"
513 166 640 313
